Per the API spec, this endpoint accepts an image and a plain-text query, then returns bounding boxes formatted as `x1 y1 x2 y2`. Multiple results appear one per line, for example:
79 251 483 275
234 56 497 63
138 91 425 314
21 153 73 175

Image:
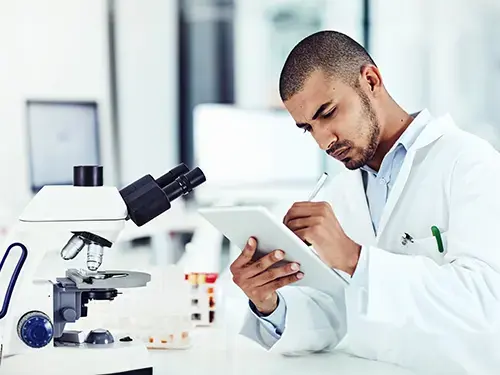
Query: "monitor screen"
26 101 101 192
193 104 325 203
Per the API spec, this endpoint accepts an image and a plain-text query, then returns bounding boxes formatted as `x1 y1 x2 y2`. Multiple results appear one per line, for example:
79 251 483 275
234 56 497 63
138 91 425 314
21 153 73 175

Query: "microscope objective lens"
60 235 86 260
87 243 104 271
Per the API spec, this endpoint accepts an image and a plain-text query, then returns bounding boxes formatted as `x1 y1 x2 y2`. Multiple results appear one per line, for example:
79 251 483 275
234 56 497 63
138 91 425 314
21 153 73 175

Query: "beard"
340 88 380 170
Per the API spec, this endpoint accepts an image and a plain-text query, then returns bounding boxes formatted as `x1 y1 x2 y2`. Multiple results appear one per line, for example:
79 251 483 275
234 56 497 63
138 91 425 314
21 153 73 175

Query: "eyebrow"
296 100 333 128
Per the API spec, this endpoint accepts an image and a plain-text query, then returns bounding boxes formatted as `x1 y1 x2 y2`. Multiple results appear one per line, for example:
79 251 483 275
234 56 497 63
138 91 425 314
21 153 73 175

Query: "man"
229 30 500 374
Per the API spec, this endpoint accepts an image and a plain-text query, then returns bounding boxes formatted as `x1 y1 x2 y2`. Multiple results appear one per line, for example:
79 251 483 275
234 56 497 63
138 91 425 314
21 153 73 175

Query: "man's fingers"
294 228 312 244
284 202 330 225
290 201 330 209
241 249 286 279
286 216 322 231
283 204 307 225
229 237 257 272
251 262 301 287
262 272 304 293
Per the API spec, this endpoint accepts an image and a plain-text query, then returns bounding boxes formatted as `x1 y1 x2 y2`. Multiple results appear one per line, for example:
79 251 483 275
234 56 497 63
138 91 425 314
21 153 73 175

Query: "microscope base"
108 369 152 375
2 340 153 375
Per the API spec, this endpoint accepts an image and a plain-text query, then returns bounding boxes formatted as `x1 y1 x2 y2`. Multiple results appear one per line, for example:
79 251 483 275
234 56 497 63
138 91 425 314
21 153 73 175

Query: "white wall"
0 0 115 219
114 0 179 187
234 0 364 109
370 0 431 113
371 0 500 148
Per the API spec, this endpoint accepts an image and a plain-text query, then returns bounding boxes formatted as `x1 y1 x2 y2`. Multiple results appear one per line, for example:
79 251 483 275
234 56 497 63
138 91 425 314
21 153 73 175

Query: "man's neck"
367 104 413 171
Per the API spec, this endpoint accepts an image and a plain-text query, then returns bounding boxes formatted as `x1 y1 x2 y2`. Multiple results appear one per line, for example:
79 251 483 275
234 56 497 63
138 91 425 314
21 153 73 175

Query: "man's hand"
283 201 361 275
229 237 303 315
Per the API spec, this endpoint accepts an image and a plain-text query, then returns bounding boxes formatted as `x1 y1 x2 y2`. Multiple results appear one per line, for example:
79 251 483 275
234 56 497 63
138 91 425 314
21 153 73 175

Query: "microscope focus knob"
61 307 77 322
17 311 54 348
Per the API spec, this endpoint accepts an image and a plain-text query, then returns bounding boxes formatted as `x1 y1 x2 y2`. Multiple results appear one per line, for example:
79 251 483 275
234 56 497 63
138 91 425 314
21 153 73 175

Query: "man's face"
283 69 380 170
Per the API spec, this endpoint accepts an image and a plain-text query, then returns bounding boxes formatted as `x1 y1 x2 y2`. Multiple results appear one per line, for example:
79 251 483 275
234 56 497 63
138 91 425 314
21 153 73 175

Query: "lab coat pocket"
404 232 448 265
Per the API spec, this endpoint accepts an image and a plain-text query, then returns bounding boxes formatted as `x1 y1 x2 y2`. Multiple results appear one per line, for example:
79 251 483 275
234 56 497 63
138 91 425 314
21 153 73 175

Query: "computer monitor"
193 104 327 205
26 100 101 192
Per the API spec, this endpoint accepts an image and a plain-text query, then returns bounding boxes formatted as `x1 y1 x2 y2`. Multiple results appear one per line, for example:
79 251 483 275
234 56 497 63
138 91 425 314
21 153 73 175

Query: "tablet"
198 205 349 297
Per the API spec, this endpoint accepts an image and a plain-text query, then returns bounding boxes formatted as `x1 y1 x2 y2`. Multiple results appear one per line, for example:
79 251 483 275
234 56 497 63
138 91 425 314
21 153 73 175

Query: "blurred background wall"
0 0 499 223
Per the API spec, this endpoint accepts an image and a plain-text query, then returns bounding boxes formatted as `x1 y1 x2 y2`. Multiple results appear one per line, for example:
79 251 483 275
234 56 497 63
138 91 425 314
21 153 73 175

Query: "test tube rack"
185 272 217 326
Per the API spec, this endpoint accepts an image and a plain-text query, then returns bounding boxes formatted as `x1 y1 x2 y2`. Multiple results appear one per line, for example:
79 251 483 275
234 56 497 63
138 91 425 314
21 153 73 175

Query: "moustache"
327 141 354 156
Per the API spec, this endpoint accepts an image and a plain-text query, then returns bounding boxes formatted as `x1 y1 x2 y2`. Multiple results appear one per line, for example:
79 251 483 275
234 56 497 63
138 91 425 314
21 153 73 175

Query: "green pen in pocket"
431 226 444 253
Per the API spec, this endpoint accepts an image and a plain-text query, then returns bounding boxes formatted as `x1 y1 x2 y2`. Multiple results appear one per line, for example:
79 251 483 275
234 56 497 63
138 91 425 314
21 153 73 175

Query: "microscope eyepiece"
155 163 189 189
185 167 206 189
162 167 206 202
119 164 206 227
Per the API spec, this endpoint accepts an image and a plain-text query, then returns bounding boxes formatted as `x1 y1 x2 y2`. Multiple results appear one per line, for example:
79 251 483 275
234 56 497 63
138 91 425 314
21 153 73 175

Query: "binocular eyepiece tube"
119 163 206 227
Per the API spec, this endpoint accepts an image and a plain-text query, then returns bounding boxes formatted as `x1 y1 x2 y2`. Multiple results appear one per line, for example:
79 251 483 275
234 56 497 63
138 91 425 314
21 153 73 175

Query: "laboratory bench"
1 327 416 375
149 327 417 375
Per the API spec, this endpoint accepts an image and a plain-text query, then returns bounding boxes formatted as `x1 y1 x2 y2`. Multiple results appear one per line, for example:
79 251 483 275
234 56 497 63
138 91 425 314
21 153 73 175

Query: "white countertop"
148 328 417 375
2 327 417 375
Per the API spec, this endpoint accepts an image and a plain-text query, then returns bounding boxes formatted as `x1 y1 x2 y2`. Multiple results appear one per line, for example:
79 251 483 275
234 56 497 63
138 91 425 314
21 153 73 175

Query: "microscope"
0 164 206 375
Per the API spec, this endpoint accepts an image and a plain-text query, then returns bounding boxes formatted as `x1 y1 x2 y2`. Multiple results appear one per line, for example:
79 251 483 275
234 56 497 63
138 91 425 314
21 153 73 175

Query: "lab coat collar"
409 112 455 151
375 113 455 238
339 112 456 244
360 109 432 177
398 109 432 152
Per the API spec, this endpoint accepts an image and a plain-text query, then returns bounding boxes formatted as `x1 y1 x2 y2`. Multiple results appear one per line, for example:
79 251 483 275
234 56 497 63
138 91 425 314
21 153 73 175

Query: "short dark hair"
279 30 376 101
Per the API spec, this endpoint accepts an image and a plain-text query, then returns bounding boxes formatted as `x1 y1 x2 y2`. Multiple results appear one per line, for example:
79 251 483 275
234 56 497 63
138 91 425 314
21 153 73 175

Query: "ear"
360 64 382 94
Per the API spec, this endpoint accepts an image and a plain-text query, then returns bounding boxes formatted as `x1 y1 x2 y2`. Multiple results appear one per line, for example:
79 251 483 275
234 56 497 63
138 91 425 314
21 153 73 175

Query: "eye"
322 107 337 119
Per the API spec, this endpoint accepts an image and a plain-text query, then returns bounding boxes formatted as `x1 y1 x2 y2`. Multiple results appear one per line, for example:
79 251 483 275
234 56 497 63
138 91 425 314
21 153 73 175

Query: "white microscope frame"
0 185 126 357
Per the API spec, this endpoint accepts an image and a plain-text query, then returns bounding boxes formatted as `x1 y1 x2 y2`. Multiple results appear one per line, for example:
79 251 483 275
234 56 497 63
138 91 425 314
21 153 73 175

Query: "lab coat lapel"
376 150 417 238
341 170 376 246
376 114 454 238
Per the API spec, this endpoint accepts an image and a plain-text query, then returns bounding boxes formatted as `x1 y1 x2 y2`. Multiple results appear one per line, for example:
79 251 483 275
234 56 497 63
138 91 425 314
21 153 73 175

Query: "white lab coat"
240 113 500 374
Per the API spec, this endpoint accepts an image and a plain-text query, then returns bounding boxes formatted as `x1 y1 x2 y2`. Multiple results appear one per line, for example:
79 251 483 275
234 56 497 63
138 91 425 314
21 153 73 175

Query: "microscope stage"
64 269 151 290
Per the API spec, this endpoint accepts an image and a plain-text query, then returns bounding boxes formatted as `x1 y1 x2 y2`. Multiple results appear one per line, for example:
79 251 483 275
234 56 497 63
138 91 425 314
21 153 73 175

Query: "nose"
313 130 337 151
